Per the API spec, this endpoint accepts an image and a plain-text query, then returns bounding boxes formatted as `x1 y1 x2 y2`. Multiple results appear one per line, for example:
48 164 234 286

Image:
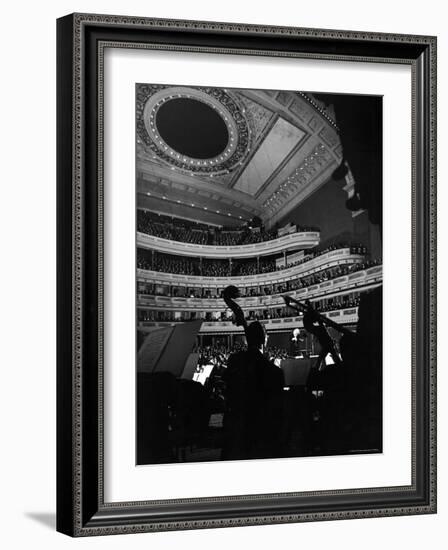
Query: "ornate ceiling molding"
136 86 344 226
136 84 252 176
262 143 332 212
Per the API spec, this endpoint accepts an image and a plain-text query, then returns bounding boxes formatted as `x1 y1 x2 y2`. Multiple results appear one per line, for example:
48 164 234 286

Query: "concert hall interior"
135 83 383 465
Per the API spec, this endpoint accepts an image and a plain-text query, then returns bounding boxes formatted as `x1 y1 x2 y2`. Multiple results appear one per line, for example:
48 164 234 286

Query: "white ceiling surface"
233 117 305 196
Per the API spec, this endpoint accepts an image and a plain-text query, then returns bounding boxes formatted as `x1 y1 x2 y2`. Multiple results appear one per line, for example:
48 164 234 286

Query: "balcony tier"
137 265 382 311
137 230 320 259
137 248 369 288
138 307 360 334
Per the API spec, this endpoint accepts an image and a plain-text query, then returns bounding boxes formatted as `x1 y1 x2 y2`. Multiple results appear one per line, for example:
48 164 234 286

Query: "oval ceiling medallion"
137 85 251 175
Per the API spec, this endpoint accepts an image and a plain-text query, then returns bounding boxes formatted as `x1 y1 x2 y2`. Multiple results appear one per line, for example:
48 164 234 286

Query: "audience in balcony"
137 250 279 277
137 210 209 245
277 243 368 272
137 253 200 275
137 209 319 247
137 292 362 324
137 258 380 301
137 246 380 295
201 260 230 277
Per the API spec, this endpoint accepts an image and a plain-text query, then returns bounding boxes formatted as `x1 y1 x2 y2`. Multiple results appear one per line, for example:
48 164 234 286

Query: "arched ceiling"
136 84 343 227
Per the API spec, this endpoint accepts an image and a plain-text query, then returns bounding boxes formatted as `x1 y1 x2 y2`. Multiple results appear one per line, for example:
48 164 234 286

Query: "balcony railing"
137 264 382 312
137 307 360 334
137 230 320 259
136 248 368 288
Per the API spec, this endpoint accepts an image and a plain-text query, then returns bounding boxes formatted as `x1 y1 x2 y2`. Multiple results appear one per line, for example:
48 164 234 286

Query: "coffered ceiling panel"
233 117 305 196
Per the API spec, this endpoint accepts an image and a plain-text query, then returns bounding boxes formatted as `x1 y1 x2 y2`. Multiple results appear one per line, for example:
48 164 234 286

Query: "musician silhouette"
303 301 342 369
222 321 285 460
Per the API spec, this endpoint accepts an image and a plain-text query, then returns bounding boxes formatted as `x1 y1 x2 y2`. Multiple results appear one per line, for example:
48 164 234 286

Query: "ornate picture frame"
56 13 437 536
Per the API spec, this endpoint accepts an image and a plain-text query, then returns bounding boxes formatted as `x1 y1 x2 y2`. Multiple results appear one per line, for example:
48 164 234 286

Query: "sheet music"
137 326 173 373
137 321 202 377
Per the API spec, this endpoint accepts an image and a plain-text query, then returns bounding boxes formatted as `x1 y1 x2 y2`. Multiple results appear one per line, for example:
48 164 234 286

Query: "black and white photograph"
0 0 442 544
135 84 383 465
